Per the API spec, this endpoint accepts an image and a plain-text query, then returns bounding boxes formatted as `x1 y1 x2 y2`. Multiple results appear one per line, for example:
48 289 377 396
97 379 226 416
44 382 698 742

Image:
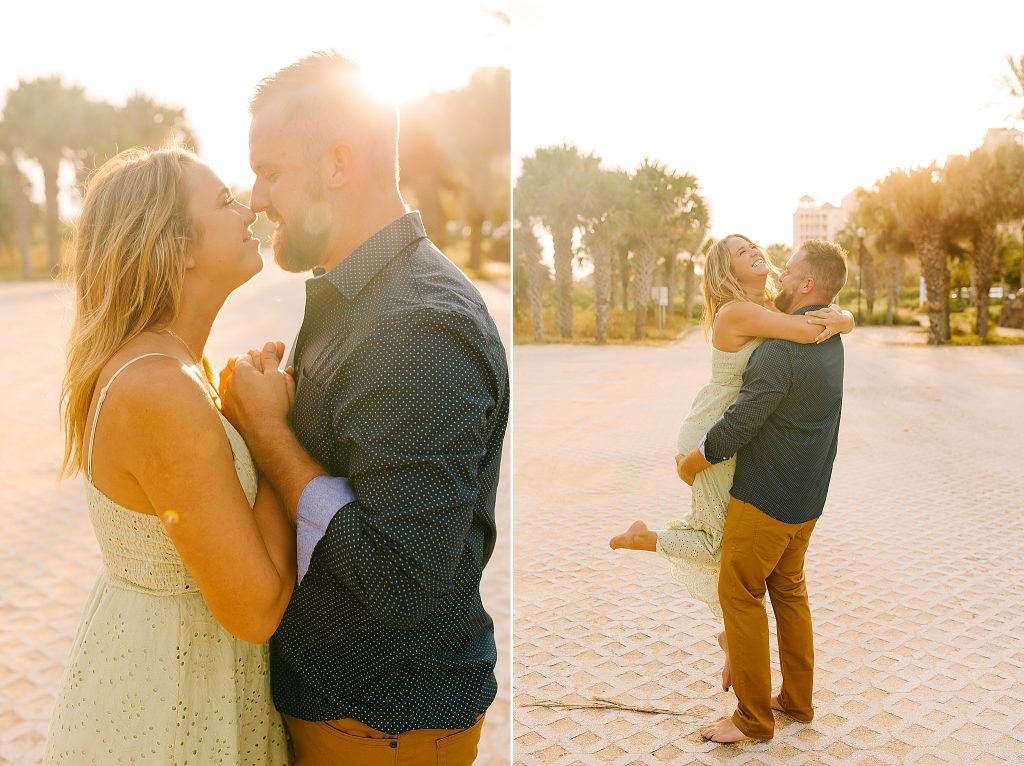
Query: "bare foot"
718 631 731 691
609 520 657 551
771 694 811 723
699 717 752 743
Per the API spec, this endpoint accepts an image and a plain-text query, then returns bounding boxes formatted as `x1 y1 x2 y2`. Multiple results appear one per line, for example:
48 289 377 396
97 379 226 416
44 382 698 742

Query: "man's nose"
250 179 269 213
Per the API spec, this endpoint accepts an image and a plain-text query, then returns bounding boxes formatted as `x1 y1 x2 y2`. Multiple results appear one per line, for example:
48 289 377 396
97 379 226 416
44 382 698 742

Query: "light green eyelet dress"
656 337 763 618
44 354 291 765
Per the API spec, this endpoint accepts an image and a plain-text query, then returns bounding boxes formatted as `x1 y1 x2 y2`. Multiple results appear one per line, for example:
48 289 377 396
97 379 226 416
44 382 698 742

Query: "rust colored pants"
283 712 485 766
718 496 817 740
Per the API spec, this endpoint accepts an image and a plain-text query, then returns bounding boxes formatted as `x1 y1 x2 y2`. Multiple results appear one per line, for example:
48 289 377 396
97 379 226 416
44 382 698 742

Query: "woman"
46 147 293 764
609 234 854 689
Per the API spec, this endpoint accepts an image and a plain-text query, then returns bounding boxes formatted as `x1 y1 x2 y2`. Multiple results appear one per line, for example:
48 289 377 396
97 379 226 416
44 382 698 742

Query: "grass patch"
514 305 696 345
949 334 1024 346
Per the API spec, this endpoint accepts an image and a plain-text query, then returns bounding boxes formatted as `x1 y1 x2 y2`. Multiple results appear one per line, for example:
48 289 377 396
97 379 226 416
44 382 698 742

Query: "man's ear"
801 276 816 295
325 142 354 190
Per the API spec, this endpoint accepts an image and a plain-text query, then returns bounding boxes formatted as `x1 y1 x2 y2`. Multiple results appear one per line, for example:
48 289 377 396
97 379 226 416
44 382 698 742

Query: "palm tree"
877 165 952 344
944 142 1024 339
439 68 510 275
399 94 458 249
628 159 703 340
3 76 90 273
516 144 601 339
0 119 34 278
580 167 630 344
1004 54 1024 117
673 197 709 316
512 211 548 342
74 93 197 187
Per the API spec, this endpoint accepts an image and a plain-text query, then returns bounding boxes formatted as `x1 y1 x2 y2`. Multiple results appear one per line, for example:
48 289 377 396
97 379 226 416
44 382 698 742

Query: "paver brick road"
513 327 1024 766
0 263 510 766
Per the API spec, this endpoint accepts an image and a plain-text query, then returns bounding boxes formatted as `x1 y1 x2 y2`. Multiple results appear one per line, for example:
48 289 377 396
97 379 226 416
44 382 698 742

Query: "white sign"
650 286 668 306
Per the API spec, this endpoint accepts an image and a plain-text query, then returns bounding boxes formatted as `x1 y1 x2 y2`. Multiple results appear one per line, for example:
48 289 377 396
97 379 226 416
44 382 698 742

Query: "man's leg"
712 498 798 741
767 519 817 723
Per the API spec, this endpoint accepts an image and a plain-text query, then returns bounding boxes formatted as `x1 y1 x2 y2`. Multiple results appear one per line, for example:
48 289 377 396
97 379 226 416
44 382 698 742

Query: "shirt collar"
794 304 828 316
317 211 426 300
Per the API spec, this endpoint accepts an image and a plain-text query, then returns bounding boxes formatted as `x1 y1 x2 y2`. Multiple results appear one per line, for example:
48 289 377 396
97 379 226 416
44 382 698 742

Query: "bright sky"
2 0 509 193
513 0 1024 247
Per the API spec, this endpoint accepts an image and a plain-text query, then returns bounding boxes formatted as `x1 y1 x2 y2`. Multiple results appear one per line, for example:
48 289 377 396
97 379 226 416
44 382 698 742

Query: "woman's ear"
325 142 354 190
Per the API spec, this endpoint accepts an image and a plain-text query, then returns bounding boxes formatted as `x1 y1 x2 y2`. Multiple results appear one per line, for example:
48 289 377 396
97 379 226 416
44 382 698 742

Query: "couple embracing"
46 52 508 765
611 235 850 742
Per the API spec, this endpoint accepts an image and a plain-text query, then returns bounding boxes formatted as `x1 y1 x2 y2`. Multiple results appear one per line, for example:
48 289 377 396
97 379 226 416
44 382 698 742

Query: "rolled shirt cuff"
699 433 728 465
296 475 355 584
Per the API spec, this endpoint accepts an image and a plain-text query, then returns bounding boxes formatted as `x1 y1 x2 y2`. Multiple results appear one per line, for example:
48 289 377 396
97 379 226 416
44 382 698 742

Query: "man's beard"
272 181 333 274
774 284 796 313
272 222 329 273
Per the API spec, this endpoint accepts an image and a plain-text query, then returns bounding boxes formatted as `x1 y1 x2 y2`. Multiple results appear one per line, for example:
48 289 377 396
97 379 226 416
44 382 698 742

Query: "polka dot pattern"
271 212 509 735
705 305 845 524
44 357 289 764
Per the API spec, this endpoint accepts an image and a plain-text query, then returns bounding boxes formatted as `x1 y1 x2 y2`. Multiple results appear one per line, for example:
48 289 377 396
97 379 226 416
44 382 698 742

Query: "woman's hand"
805 304 854 343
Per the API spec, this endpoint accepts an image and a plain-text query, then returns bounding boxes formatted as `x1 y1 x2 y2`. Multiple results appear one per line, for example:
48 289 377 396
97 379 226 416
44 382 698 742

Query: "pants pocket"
316 719 398 766
436 715 484 766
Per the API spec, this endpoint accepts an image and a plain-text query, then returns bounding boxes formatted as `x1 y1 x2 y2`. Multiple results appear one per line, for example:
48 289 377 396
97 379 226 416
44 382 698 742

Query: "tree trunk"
5 157 33 278
664 252 677 314
918 235 950 344
885 252 900 326
971 227 996 340
527 259 545 343
552 223 574 339
863 244 877 318
610 247 620 310
593 242 612 344
618 249 631 311
468 206 485 275
682 259 696 320
42 159 61 275
632 245 656 340
419 185 446 250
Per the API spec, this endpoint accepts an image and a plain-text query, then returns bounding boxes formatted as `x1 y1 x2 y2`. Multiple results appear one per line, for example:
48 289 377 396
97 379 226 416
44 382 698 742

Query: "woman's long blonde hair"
60 146 213 478
701 234 780 339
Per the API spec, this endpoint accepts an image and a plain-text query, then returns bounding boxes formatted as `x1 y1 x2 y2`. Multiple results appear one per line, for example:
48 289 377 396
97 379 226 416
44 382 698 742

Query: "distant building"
792 195 855 249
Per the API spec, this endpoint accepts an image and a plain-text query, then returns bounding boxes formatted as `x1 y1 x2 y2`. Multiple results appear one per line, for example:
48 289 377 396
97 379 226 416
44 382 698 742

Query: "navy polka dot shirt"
270 212 508 733
704 305 845 524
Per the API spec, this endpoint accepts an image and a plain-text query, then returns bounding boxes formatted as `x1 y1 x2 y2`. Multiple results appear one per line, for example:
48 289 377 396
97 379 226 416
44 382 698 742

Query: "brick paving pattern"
0 266 510 765
513 328 1024 766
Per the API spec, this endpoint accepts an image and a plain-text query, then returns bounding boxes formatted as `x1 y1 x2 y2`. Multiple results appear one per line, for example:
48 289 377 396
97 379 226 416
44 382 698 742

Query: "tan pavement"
0 262 510 765
513 327 1024 765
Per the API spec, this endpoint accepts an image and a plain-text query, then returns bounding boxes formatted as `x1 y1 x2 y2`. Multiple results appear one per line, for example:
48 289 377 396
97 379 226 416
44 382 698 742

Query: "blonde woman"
609 234 853 688
46 147 293 764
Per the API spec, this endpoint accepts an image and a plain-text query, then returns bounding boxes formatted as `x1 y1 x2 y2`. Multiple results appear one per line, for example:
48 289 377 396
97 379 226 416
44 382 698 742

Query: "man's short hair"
250 50 399 187
799 239 848 302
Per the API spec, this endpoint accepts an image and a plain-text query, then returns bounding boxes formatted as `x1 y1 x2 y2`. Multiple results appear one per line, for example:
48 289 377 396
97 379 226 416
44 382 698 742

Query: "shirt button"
389 741 397 748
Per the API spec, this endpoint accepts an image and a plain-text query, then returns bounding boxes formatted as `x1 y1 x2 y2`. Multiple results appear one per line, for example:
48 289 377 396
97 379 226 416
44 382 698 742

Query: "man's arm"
313 309 500 629
704 340 792 460
677 341 793 483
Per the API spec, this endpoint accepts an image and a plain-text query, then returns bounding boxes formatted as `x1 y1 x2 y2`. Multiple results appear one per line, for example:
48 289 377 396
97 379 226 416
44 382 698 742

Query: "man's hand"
675 448 712 486
220 341 295 453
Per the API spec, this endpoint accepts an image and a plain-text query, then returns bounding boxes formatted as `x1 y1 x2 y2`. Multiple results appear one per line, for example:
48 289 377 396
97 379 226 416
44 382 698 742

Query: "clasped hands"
805 303 851 343
218 340 295 448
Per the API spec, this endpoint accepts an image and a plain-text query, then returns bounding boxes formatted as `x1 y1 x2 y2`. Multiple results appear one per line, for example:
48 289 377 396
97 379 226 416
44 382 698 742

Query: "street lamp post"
857 227 866 323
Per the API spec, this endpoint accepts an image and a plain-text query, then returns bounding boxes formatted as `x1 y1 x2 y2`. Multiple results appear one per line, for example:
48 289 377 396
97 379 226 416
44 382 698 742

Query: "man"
677 239 848 743
220 52 508 765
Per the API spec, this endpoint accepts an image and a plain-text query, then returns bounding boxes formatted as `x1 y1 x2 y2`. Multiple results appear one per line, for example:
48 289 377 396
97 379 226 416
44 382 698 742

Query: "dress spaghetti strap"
86 353 177 481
